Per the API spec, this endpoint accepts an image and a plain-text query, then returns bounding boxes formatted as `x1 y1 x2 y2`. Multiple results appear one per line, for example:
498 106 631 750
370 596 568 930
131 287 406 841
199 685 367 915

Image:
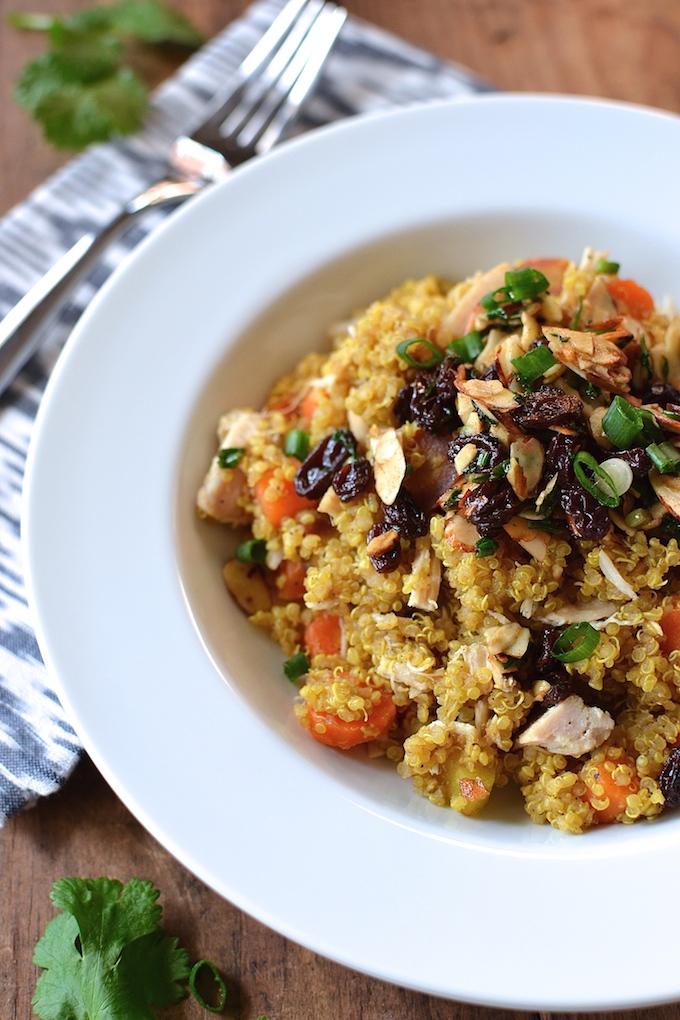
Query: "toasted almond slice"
453 442 479 475
223 559 272 615
486 622 531 658
366 528 399 557
502 515 551 562
508 436 544 499
444 513 481 551
543 325 631 393
456 376 522 412
372 427 406 505
650 469 680 520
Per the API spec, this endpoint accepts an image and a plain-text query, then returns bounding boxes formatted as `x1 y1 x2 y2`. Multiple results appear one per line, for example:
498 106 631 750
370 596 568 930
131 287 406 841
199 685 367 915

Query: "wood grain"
2 1 680 1018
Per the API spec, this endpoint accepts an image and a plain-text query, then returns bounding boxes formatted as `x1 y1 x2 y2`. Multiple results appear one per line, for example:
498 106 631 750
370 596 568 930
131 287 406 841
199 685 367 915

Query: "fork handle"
0 183 198 395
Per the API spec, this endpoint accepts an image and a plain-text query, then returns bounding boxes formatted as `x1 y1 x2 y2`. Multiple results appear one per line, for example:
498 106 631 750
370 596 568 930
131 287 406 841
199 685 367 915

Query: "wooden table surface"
3 1 680 1018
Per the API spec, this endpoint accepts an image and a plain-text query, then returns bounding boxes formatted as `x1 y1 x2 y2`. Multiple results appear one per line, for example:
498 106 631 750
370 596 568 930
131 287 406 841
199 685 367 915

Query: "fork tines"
191 0 347 163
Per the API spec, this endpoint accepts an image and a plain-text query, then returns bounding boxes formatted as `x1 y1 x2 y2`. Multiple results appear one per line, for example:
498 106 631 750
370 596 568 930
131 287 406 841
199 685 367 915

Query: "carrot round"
304 612 343 658
305 692 396 750
605 277 655 321
275 560 307 602
254 463 315 527
580 751 639 824
659 607 680 656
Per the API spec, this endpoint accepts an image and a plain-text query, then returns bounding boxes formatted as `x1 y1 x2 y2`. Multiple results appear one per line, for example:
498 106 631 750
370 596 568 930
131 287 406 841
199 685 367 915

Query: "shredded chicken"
516 695 614 756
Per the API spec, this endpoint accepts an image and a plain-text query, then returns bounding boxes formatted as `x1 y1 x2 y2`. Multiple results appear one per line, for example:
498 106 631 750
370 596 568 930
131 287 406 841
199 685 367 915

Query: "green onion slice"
217 446 245 469
511 345 558 383
475 536 498 557
647 441 680 475
284 428 310 460
188 960 228 1013
235 538 267 564
572 451 620 507
594 258 620 274
625 508 651 529
446 329 484 363
504 266 550 301
601 395 662 448
552 622 601 663
396 337 444 369
283 651 310 681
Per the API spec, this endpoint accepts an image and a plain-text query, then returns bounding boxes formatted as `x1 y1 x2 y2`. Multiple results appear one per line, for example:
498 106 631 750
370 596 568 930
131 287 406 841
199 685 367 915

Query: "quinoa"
196 249 680 832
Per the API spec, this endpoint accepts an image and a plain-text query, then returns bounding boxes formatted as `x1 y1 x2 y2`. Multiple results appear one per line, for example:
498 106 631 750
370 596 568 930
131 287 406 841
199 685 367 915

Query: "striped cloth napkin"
0 0 490 824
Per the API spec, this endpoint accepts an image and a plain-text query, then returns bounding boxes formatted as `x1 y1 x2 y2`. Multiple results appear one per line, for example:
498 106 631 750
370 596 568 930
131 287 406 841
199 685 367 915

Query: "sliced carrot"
305 692 397 750
659 607 680 656
254 462 315 527
581 751 639 824
298 390 319 420
605 277 655 321
275 560 307 602
304 611 343 657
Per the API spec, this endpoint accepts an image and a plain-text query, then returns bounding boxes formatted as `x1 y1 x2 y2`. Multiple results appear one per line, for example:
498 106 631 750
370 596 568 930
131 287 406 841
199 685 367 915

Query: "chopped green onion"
443 488 462 509
601 395 662 448
476 449 491 468
572 451 620 507
396 337 444 369
447 330 484 363
663 410 680 422
526 519 563 533
570 295 583 330
647 441 680 475
217 446 245 469
284 428 310 460
625 508 651 529
490 459 510 479
595 258 620 274
284 651 310 681
511 345 558 384
188 960 228 1013
552 622 601 663
236 538 267 564
475 536 498 557
504 266 550 301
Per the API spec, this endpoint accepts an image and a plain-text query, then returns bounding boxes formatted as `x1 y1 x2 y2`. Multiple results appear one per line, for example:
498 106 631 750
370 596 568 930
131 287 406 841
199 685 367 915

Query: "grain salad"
196 248 680 833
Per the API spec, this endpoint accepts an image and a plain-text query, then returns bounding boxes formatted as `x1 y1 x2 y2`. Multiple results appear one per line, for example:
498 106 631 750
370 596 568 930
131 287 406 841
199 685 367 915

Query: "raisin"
659 746 680 809
510 386 586 432
448 433 505 474
383 489 428 539
294 430 355 499
640 381 680 407
333 458 372 501
366 523 401 573
394 358 459 434
616 446 653 479
459 479 521 537
543 433 611 541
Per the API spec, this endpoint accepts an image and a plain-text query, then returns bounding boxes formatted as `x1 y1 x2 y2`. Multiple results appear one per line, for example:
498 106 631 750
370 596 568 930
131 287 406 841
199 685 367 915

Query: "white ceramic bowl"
24 95 680 1011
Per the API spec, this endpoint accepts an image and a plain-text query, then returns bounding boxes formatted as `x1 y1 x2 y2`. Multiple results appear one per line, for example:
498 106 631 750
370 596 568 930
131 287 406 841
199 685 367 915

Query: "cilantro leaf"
32 877 191 1020
25 65 149 149
106 0 204 47
9 0 202 149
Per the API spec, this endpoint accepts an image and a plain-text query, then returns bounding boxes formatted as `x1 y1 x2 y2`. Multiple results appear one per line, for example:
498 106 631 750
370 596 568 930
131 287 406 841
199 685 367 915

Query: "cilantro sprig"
31 876 247 1019
9 0 203 150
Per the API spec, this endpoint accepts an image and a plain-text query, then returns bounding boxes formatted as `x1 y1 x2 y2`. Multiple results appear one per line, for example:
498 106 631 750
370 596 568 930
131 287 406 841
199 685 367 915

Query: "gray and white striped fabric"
0 0 490 824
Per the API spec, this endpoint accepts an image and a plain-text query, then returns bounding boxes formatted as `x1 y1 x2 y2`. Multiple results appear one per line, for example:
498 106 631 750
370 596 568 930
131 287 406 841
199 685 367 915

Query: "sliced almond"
372 427 406 505
366 527 399 557
502 515 551 562
222 559 272 615
444 513 481 551
650 469 680 520
453 442 479 475
455 376 521 412
486 622 531 658
543 325 631 393
508 436 545 499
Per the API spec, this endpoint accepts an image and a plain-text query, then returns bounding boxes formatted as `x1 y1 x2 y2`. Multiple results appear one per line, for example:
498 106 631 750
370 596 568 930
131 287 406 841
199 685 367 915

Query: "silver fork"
0 0 346 395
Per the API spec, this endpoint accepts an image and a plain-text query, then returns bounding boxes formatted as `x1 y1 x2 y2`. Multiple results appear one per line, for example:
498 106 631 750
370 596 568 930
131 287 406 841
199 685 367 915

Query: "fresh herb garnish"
284 428 310 461
647 441 680 475
235 538 267 564
511 344 557 384
446 329 484 363
475 536 498 557
572 451 620 507
594 258 620 274
601 394 662 449
32 877 230 1019
10 0 203 149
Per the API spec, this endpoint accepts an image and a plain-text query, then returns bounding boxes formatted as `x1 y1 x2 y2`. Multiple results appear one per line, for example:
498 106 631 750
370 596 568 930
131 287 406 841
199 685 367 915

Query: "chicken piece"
196 410 261 525
516 694 614 756
440 262 511 340
405 543 442 612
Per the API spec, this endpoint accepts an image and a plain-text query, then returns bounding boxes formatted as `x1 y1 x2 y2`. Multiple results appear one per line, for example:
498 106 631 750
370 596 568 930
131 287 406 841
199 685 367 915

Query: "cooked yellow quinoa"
197 247 680 833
